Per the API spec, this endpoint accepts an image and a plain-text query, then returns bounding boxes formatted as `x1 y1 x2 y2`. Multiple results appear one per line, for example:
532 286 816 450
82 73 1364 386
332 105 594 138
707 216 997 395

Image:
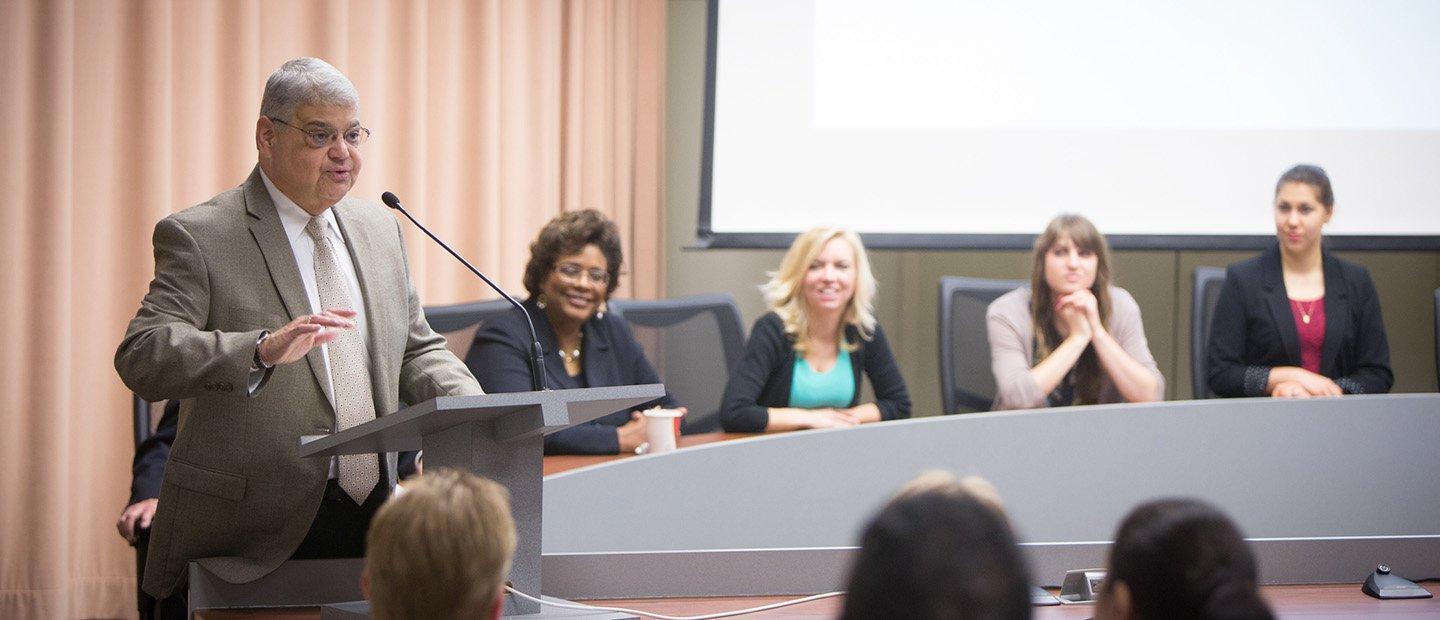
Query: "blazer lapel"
1318 252 1349 377
1259 248 1301 365
582 319 617 389
243 167 333 406
527 301 569 387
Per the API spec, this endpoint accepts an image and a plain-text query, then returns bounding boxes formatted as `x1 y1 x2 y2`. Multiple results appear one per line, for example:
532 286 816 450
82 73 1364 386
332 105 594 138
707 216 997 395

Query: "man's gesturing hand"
258 309 358 366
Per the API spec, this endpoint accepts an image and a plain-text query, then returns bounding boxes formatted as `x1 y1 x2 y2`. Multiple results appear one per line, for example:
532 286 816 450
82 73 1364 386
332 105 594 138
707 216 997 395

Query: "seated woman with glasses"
469 210 682 455
719 227 910 433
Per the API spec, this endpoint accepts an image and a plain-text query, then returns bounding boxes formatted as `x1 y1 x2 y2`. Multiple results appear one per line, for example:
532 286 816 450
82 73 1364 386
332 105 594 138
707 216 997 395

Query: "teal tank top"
789 349 856 409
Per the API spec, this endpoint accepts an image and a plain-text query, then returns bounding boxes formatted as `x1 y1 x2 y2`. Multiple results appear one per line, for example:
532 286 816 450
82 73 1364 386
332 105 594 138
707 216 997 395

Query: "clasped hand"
257 309 357 366
1054 290 1101 340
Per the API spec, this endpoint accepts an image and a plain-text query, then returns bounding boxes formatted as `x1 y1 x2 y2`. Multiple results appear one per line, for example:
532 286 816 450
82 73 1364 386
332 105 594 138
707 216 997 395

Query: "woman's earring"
536 294 547 310
596 300 607 319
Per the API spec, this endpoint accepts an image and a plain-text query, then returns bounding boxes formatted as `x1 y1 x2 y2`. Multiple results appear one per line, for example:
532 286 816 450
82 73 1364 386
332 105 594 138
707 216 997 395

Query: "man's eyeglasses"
556 263 609 286
269 117 372 149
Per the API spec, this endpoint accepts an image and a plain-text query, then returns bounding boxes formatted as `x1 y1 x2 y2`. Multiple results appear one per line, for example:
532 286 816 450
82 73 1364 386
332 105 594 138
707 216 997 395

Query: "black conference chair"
1190 267 1228 399
129 394 170 620
607 293 747 434
938 276 1024 415
423 298 515 362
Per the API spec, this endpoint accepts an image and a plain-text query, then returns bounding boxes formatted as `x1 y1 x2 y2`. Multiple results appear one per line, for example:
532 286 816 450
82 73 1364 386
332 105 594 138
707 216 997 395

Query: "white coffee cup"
642 408 684 454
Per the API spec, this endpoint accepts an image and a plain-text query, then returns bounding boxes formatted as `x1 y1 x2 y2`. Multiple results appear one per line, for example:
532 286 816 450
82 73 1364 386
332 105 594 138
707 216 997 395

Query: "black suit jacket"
129 400 179 505
719 312 911 432
1206 244 1392 397
469 298 677 455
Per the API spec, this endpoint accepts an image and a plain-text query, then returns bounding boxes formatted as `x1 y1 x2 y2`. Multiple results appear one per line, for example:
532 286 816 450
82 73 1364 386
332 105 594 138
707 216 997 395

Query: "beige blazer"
115 167 481 597
986 286 1164 410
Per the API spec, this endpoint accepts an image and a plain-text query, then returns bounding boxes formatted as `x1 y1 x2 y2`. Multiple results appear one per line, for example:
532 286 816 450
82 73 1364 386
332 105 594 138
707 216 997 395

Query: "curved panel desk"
541 395 1440 599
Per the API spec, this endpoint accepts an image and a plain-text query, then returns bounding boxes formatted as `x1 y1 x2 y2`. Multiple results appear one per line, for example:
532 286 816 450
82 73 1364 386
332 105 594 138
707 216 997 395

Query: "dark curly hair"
522 209 624 299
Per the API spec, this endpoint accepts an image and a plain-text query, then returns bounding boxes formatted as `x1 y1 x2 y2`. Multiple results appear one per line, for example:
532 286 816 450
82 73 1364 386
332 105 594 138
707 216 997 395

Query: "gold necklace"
1295 299 1318 324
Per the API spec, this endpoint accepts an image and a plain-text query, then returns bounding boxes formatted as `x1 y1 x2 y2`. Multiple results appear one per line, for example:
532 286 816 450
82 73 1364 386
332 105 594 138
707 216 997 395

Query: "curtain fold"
0 0 665 616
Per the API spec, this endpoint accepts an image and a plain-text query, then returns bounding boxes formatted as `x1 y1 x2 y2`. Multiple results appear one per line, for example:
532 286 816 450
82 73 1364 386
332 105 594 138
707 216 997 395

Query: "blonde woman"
987 214 1163 410
719 228 911 432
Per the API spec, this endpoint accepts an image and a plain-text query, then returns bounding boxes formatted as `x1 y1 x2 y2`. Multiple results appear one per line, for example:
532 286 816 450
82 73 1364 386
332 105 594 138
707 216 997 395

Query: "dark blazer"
1206 244 1392 397
129 400 179 506
720 312 911 432
469 297 677 455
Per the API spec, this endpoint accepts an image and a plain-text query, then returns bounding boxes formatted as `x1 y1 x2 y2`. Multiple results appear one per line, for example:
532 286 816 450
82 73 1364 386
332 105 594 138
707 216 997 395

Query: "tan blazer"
986 286 1164 410
115 167 481 597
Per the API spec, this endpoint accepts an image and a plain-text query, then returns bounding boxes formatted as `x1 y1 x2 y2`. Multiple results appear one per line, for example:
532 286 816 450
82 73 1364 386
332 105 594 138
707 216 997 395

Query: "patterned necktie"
305 216 378 504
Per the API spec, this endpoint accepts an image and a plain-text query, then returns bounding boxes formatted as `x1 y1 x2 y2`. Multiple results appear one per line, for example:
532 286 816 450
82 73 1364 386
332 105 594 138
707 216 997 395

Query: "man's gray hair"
259 57 360 122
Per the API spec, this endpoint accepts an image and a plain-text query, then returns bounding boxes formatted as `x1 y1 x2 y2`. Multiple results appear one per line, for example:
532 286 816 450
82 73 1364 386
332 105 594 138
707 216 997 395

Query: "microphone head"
381 191 402 210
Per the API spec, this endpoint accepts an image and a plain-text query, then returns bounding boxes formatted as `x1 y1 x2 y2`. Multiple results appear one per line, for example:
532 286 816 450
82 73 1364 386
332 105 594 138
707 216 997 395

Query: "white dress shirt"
259 169 369 477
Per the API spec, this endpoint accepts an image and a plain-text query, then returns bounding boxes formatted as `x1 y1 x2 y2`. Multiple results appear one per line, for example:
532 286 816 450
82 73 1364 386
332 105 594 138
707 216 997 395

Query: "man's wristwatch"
252 331 273 372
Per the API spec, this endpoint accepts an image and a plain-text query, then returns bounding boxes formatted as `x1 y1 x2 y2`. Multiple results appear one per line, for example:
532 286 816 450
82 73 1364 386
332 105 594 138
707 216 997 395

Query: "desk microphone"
382 191 548 391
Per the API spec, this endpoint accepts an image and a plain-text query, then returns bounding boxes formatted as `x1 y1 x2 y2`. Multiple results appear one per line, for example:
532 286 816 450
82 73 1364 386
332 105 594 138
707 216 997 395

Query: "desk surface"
593 584 1440 618
195 583 1439 619
543 432 749 476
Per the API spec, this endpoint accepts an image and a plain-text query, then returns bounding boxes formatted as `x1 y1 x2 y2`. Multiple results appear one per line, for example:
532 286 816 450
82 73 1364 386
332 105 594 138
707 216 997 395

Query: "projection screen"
697 0 1440 249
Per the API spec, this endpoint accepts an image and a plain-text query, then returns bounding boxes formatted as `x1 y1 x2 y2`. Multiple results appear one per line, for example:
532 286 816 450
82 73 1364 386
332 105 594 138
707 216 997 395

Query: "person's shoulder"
591 308 638 341
167 185 248 227
1107 285 1146 321
473 301 533 343
1225 250 1270 278
753 311 784 332
335 196 395 229
1108 285 1141 309
987 286 1031 319
1326 252 1373 282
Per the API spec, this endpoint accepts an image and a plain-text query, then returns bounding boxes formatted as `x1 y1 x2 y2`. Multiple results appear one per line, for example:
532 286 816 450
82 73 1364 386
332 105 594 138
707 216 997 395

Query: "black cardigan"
468 298 676 455
1206 244 1392 397
719 312 911 432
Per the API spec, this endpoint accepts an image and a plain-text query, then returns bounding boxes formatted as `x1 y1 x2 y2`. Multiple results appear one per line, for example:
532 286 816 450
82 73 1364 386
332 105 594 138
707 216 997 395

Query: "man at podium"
114 57 483 610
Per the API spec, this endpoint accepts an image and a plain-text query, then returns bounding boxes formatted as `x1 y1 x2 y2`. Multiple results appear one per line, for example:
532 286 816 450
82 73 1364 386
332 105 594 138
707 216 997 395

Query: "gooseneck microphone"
382 191 548 392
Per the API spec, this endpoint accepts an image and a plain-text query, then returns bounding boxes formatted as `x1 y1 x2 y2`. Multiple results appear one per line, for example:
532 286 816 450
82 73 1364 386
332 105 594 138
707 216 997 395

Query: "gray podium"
295 384 664 617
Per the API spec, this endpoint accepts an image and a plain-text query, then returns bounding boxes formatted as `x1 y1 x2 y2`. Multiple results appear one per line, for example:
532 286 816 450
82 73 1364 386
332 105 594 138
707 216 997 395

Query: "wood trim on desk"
543 432 752 476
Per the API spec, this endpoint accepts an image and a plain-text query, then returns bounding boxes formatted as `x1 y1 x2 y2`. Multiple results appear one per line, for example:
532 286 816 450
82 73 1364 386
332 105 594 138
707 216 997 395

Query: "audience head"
1097 498 1273 620
1028 213 1113 403
364 468 516 620
1273 164 1334 258
256 57 367 215
842 474 1031 620
895 470 1008 520
523 209 624 327
761 227 877 351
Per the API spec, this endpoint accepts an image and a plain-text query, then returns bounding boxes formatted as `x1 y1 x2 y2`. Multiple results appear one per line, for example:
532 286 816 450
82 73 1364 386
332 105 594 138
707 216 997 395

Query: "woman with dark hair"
1206 164 1392 398
987 214 1163 410
1097 498 1273 620
841 482 1031 620
469 210 682 455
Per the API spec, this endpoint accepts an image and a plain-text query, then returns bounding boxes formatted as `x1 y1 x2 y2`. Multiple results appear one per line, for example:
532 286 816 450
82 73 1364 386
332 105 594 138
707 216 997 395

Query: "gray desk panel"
541 395 1440 596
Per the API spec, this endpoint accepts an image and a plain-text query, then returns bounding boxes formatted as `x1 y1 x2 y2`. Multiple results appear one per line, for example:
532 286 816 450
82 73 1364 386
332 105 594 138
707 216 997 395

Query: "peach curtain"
0 0 665 616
